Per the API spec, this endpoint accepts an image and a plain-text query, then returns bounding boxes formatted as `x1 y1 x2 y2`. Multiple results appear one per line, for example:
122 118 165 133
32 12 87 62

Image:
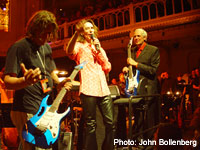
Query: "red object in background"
1 128 19 150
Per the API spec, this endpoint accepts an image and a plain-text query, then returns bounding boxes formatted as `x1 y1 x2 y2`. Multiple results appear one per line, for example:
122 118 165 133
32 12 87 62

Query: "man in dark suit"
123 28 160 150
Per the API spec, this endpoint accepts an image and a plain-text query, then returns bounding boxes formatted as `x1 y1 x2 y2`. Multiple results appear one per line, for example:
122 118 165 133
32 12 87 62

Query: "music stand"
113 79 161 150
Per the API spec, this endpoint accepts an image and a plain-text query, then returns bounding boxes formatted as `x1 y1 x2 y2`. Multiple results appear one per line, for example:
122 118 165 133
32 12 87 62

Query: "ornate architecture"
50 0 200 79
0 0 200 78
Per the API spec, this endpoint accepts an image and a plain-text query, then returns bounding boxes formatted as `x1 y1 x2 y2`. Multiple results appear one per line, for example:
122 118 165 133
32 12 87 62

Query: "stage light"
53 70 68 77
59 71 67 75
175 91 180 95
58 77 66 82
0 0 7 10
166 91 172 95
53 70 59 74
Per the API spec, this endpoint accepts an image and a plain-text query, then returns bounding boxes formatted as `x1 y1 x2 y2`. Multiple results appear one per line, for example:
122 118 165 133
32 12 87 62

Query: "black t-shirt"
4 38 56 114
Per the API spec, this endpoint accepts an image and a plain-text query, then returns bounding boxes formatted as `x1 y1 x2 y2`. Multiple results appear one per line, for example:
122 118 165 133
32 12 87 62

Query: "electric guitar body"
125 69 140 97
22 61 87 148
124 38 140 98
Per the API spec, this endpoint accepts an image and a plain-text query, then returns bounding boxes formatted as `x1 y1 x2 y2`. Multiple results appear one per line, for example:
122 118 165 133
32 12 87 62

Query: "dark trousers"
133 98 160 150
80 94 115 150
115 105 127 141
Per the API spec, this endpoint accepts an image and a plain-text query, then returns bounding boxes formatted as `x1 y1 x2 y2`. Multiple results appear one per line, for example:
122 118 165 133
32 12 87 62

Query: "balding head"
133 28 148 46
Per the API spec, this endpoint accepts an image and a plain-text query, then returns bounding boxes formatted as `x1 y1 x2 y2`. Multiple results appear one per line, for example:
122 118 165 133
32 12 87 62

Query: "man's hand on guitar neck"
57 77 72 92
122 58 139 73
127 58 138 67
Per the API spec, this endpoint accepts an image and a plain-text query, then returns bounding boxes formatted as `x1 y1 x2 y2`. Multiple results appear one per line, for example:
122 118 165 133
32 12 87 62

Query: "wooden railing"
52 0 200 47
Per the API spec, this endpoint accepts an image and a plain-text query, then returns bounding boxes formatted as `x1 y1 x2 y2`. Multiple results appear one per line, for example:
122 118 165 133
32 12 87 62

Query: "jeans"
80 94 115 150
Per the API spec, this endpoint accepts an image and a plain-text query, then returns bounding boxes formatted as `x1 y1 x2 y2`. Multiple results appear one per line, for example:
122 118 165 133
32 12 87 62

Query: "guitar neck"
49 68 79 112
128 65 133 78
127 44 133 78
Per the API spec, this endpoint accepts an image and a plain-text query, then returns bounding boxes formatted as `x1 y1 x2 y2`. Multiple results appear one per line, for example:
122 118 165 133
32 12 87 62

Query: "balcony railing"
52 0 200 47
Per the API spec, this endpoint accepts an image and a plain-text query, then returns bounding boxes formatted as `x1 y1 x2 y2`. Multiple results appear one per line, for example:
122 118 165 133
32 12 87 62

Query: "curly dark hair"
26 10 58 41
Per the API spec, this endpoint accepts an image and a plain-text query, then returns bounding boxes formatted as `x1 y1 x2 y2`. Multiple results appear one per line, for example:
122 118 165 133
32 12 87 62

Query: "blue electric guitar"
22 61 87 148
125 37 140 97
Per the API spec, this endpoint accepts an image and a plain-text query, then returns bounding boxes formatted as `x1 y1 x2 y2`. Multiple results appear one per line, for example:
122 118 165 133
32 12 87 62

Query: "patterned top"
68 42 111 97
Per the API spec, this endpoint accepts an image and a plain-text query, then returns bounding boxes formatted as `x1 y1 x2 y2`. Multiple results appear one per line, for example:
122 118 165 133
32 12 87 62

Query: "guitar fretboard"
127 42 133 78
48 68 79 113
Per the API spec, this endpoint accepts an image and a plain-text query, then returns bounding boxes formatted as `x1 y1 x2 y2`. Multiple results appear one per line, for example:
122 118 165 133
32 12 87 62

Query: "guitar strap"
37 46 51 93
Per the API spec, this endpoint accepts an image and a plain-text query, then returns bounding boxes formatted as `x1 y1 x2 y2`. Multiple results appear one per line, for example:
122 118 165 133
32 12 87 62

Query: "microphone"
91 34 100 51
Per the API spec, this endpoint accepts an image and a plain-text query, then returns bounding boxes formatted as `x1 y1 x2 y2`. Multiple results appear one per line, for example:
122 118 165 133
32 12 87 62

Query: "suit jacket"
131 43 160 96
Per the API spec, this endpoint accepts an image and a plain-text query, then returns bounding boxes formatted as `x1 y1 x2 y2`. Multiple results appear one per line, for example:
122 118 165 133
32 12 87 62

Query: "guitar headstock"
69 61 87 80
74 61 87 71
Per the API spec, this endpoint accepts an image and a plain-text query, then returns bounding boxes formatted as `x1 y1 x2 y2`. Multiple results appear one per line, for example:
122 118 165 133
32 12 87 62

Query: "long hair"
26 10 58 41
76 19 98 43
